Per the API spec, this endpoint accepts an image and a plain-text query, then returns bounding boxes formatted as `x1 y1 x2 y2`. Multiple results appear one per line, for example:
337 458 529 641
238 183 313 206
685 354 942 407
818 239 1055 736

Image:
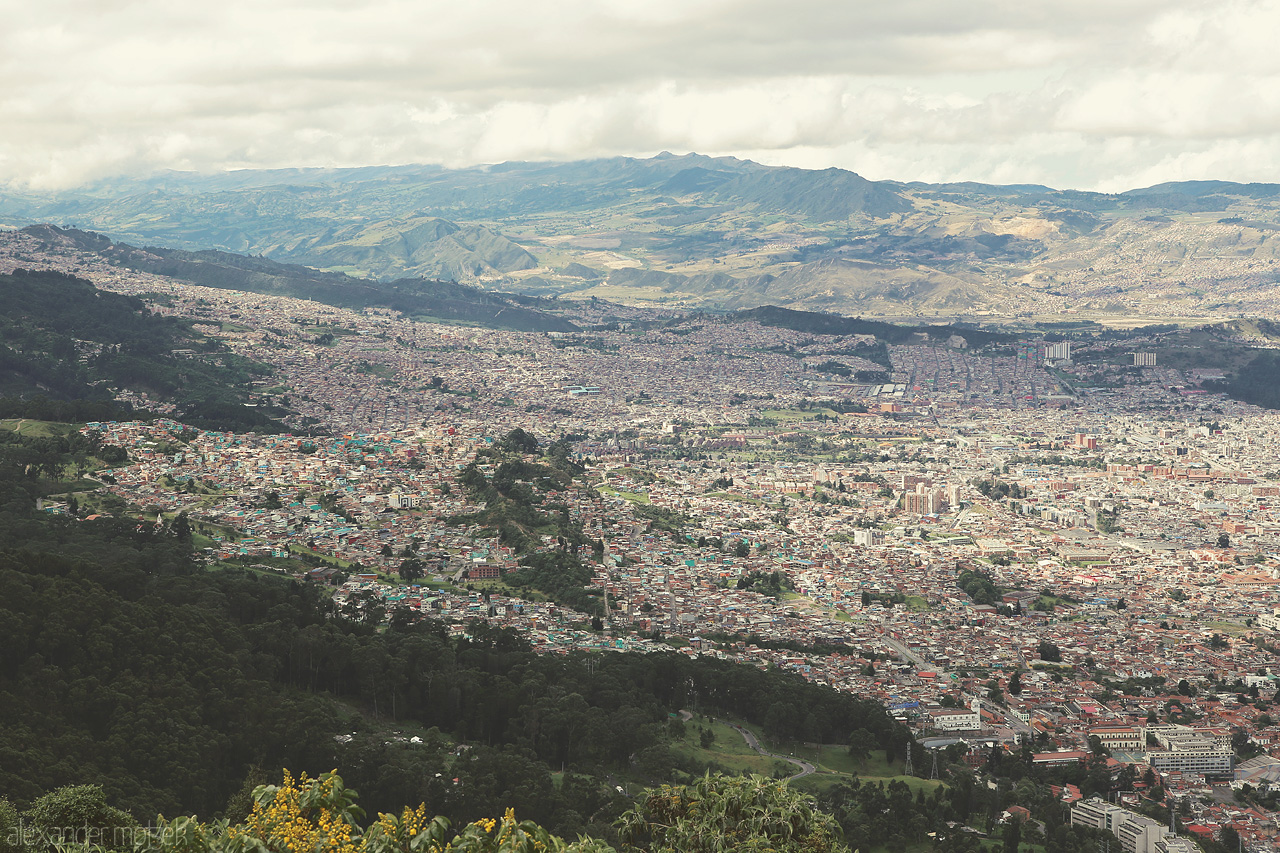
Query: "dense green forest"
0 269 285 430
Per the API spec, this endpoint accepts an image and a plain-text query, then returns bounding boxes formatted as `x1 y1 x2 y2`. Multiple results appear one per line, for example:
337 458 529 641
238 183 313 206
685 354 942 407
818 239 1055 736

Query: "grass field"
759 408 839 422
673 716 948 799
287 543 357 569
669 718 794 778
1201 619 1250 636
0 418 77 437
598 486 651 504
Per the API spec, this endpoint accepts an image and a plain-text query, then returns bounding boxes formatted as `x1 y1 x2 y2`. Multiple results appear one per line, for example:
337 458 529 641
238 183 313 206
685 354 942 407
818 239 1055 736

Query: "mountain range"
6 154 1280 322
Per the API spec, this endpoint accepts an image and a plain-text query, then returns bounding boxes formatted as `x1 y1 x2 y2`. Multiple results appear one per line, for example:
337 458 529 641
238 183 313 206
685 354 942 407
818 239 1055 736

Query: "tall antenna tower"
904 741 914 776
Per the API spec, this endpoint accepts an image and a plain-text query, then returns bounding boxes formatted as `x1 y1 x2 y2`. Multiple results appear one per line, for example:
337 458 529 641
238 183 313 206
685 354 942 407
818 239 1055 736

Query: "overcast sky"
4 0 1280 192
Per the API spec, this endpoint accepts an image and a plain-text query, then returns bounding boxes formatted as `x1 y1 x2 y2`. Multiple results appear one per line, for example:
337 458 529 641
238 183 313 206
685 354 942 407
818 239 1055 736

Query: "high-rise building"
1044 341 1072 362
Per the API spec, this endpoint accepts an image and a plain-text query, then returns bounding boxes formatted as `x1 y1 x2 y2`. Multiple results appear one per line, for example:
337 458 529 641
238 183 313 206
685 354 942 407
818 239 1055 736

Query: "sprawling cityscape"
6 227 1280 850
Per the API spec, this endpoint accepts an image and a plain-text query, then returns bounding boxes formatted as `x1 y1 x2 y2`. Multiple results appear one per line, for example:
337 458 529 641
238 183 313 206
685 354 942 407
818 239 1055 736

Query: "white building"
1145 725 1233 775
1071 798 1195 853
853 529 885 547
1044 341 1072 362
929 699 982 731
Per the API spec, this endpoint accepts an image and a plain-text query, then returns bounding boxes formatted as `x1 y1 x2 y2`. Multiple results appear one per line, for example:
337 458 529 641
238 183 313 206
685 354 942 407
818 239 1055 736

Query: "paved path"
880 633 931 670
728 722 816 780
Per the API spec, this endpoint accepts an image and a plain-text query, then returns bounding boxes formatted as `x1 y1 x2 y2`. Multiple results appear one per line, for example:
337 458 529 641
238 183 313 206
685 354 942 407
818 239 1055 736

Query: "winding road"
683 711 816 780
730 722 816 780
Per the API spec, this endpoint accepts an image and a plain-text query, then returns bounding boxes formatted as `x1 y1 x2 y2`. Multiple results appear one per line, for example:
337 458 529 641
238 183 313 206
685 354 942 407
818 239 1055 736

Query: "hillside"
7 155 1280 322
16 225 576 333
0 267 284 430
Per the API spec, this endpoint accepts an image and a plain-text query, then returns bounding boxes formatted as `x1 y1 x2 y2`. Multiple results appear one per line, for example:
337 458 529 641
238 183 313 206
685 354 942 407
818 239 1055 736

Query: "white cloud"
1 0 1278 190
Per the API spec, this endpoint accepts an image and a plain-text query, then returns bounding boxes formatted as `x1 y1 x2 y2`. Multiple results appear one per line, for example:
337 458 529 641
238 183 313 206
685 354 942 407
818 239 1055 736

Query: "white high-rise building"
1044 341 1072 362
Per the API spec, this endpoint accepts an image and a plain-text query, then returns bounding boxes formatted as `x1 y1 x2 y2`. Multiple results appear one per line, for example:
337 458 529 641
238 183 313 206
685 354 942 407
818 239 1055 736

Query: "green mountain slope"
0 266 283 430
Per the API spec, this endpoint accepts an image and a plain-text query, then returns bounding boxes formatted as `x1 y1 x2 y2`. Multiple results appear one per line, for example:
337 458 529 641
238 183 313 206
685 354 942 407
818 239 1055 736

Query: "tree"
0 799 19 853
1037 641 1061 662
848 728 875 769
1219 532 1231 549
500 427 539 455
1008 670 1022 696
21 785 137 853
224 766 270 825
171 510 193 543
398 557 424 582
734 539 751 558
616 773 849 853
1001 817 1021 853
147 770 613 853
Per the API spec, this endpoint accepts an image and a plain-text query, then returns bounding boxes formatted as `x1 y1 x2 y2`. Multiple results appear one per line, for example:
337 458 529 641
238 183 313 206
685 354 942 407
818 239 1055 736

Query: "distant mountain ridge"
7 154 1280 321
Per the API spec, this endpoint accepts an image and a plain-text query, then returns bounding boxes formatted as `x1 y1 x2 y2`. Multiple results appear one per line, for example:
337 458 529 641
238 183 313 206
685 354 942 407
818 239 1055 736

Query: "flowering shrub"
138 772 612 853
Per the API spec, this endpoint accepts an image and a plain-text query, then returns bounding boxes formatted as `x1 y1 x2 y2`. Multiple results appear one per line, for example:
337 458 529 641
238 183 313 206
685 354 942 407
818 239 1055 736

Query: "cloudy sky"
4 0 1280 191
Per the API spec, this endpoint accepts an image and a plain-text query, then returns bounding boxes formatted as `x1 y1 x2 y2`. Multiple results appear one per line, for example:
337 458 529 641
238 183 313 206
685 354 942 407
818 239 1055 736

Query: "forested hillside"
0 268 283 430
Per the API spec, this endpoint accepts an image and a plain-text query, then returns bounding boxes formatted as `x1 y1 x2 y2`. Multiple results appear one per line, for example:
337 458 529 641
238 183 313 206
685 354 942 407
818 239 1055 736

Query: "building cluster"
1071 797 1199 853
